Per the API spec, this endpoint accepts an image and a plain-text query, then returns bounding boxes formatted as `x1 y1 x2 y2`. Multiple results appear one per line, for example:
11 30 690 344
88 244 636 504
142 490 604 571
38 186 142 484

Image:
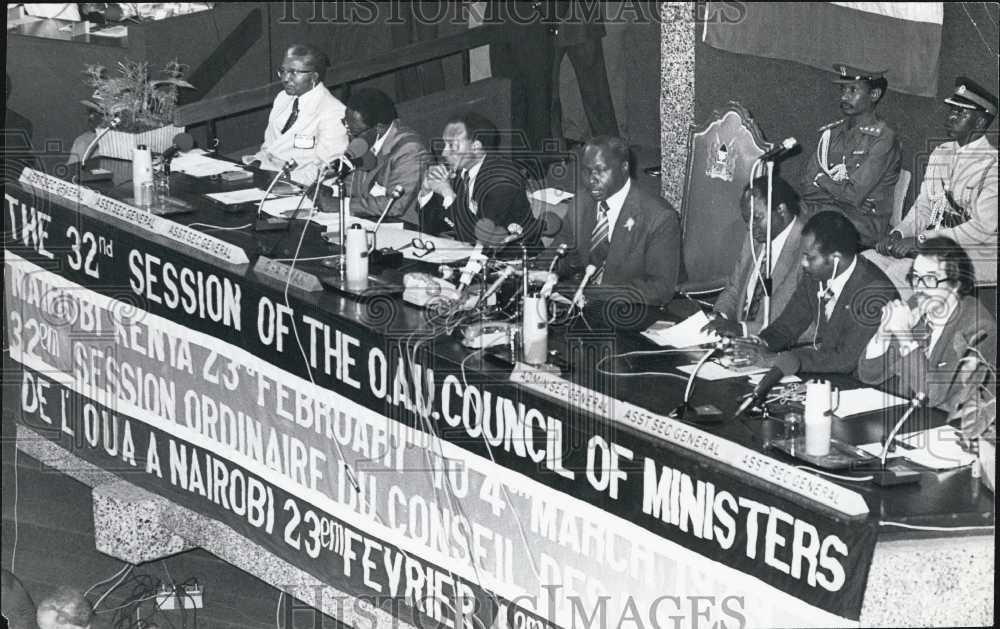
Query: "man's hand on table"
724 336 777 368
701 312 742 338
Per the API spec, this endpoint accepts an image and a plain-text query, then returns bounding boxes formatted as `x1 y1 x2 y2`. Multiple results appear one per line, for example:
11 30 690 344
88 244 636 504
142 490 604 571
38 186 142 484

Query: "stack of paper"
170 150 246 177
835 388 908 417
896 425 977 470
643 311 721 348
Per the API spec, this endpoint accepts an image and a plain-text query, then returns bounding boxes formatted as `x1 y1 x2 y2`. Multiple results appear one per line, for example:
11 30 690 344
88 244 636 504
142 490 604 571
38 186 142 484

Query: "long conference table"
3 162 994 628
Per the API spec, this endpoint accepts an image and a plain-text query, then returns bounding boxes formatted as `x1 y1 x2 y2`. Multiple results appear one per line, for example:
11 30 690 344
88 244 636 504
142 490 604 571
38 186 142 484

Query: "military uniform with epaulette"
799 65 902 248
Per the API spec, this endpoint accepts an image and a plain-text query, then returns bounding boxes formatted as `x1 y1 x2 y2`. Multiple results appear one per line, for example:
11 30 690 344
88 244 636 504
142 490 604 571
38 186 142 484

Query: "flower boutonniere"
624 217 636 232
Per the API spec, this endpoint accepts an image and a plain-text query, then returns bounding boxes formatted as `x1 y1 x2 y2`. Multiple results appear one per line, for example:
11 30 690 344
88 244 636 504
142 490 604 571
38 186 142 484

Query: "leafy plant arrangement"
81 59 194 133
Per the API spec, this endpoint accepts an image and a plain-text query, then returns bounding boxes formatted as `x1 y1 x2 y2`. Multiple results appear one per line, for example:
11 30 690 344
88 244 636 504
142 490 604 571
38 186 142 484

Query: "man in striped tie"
547 136 681 327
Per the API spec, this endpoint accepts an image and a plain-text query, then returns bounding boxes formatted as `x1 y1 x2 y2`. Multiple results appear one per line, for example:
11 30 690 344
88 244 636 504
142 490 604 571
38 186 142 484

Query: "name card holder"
510 362 869 517
19 168 249 266
253 256 323 293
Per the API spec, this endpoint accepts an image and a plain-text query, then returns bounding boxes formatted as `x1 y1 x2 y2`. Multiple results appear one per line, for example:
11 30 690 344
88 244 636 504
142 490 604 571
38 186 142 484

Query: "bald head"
36 587 93 629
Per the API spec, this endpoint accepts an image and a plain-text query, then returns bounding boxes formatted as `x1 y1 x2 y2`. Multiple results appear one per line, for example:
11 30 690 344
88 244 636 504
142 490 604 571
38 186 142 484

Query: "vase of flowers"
81 58 194 159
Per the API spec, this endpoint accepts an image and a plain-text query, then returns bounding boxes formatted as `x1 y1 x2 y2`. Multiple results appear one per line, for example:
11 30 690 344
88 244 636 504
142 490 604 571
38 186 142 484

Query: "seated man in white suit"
246 44 349 185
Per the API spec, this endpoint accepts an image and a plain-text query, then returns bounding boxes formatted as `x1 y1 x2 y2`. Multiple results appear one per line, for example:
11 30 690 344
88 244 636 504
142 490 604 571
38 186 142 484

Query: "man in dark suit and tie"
342 88 430 225
548 136 681 324
730 211 898 378
418 112 536 244
704 175 808 338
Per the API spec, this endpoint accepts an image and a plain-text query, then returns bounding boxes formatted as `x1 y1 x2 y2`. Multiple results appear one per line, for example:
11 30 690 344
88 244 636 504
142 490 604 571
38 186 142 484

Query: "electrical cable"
85 563 131 597
93 564 136 610
879 520 996 532
795 465 873 482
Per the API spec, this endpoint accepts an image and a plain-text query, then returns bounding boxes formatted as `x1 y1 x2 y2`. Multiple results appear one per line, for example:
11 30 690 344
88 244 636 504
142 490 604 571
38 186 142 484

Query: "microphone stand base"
668 403 724 425
254 218 289 232
869 465 922 487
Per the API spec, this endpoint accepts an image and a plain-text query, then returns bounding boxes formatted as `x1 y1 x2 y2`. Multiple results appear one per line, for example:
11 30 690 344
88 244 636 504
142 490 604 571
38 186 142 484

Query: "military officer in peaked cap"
869 77 998 307
799 64 902 249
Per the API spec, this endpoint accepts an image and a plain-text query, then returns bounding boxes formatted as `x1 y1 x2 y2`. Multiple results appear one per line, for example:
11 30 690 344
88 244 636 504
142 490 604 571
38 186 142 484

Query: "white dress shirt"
822 255 858 320
253 82 348 185
742 219 796 317
603 178 631 241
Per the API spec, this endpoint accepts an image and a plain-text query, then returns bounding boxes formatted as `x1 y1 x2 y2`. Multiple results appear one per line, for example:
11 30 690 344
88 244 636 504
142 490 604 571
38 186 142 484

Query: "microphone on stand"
328 138 375 179
734 366 784 417
367 185 405 253
870 392 927 486
457 245 487 290
547 243 568 275
161 132 195 174
670 339 732 423
74 115 122 183
368 186 408 268
571 264 597 309
253 159 298 232
757 137 798 162
476 263 518 308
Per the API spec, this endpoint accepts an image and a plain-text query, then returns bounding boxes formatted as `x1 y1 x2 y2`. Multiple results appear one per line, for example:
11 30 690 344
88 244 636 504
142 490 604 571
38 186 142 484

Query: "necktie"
280 98 299 134
455 169 471 213
743 255 765 321
590 201 610 283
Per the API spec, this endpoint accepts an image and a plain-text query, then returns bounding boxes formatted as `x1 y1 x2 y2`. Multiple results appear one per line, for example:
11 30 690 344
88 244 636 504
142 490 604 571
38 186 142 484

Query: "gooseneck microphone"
329 137 374 179
367 185 405 254
75 115 122 183
879 392 928 468
734 365 784 417
670 339 732 423
571 264 597 309
758 137 798 162
547 243 568 275
162 132 195 174
253 159 298 232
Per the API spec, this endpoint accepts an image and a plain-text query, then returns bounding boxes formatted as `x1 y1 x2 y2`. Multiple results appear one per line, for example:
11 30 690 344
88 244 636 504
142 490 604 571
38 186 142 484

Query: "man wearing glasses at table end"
244 44 349 186
858 237 996 439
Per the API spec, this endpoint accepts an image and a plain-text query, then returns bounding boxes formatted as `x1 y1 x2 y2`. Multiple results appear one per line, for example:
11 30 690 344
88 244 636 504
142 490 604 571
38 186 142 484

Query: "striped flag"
703 2 944 97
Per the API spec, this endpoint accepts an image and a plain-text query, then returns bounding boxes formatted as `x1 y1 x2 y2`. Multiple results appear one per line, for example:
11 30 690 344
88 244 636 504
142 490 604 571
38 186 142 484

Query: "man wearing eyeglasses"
859 237 996 437
245 44 349 185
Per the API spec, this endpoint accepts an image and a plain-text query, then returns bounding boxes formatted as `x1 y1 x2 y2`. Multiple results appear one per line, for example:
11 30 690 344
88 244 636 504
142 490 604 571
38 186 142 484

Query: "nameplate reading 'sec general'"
253 256 324 292
510 362 869 517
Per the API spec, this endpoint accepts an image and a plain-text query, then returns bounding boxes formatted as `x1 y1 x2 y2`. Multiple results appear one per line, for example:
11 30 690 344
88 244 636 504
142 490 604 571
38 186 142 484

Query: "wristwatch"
917 233 927 245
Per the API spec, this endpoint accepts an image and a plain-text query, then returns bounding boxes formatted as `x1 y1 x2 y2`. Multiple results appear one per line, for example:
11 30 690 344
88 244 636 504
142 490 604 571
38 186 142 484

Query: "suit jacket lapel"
772 219 804 294
605 184 638 267
927 298 966 368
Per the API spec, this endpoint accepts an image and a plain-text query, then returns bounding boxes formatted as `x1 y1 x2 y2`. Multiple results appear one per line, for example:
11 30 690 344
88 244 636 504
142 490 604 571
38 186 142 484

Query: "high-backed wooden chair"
677 102 772 297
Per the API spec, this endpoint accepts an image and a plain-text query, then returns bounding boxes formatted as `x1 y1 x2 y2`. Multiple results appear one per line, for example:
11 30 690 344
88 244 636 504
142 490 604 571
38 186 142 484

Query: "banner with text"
4 184 876 627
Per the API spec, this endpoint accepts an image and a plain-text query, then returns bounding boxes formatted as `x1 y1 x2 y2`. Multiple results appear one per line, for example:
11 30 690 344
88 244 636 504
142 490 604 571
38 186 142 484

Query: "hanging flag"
703 2 943 97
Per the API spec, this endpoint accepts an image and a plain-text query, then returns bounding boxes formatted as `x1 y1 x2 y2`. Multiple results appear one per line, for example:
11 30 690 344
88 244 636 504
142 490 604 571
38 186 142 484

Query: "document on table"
204 189 314 214
643 311 721 347
333 218 477 264
170 150 246 176
860 426 977 470
529 188 574 205
205 188 268 205
896 425 977 470
835 388 908 418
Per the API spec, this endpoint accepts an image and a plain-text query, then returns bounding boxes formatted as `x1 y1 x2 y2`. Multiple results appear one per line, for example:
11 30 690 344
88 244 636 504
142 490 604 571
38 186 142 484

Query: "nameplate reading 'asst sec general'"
19 168 249 267
510 362 869 517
